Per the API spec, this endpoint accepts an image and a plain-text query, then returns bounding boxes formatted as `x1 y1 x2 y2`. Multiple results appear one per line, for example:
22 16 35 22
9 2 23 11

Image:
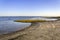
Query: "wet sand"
0 20 60 40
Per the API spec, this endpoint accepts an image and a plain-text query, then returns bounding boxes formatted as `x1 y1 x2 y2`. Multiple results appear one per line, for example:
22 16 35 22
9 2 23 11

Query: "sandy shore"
0 20 60 40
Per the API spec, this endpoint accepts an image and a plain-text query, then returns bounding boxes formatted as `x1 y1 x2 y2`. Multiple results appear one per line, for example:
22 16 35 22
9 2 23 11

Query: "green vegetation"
14 20 47 23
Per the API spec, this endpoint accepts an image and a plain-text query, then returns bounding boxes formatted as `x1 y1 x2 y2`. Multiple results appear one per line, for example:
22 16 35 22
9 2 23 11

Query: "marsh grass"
14 20 47 23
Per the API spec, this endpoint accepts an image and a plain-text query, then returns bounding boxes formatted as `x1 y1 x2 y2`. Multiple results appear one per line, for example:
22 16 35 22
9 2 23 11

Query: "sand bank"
0 20 60 40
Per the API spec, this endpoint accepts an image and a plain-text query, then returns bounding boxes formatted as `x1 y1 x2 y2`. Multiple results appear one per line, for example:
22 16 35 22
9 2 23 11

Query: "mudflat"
0 20 60 40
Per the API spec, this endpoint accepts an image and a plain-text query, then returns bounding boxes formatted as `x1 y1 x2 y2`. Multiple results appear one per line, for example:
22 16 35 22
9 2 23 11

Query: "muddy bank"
0 20 60 40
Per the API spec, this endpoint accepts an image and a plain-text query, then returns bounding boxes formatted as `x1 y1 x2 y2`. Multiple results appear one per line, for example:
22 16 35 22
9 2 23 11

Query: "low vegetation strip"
14 20 47 23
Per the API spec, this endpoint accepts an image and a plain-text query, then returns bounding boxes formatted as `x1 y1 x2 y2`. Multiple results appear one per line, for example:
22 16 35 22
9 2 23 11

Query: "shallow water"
0 21 31 34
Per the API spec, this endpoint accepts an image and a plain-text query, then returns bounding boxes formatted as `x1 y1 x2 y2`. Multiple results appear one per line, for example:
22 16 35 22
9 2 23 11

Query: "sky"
0 0 60 16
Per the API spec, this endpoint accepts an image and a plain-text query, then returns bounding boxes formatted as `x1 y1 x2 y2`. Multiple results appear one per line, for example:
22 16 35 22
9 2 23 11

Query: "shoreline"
0 20 60 40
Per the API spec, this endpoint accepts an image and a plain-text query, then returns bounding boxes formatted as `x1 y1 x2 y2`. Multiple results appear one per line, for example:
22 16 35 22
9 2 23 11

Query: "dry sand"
0 20 60 40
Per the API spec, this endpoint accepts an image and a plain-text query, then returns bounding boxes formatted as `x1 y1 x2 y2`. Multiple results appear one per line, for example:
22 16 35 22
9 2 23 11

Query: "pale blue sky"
0 0 60 16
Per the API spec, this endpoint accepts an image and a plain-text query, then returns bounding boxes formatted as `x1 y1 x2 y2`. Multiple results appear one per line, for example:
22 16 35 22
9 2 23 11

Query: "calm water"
0 16 32 34
0 16 57 34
